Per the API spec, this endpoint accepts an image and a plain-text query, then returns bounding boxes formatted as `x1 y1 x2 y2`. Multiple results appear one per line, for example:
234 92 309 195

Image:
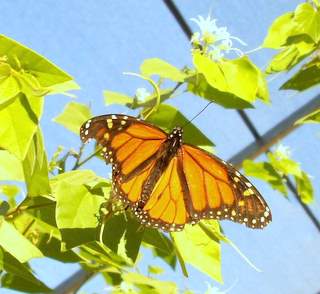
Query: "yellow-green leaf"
0 218 43 263
295 171 314 204
0 34 73 87
104 90 133 107
0 150 24 181
263 12 295 48
53 101 92 134
0 94 43 160
295 108 320 124
292 3 320 43
22 129 51 197
140 58 187 82
171 224 222 283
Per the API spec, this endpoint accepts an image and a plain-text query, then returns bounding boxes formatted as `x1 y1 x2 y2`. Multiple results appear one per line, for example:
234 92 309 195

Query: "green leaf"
295 108 320 124
188 73 253 109
17 196 58 232
295 171 314 204
266 41 315 73
53 101 92 134
255 66 270 103
268 152 302 177
22 129 51 197
171 224 222 283
55 180 106 248
148 265 164 275
281 57 320 91
0 217 43 263
0 75 20 105
140 58 187 82
143 228 177 269
0 249 51 293
50 170 105 192
37 234 81 263
292 3 320 43
0 150 24 181
263 12 295 48
0 94 44 160
0 185 19 198
123 217 144 262
102 214 127 254
55 181 104 229
0 34 72 87
145 104 214 148
47 80 80 98
104 90 133 107
243 160 287 195
193 53 259 103
123 272 177 294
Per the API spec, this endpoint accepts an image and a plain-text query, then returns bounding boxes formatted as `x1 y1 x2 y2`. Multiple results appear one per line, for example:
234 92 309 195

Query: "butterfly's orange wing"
180 144 272 229
80 114 166 179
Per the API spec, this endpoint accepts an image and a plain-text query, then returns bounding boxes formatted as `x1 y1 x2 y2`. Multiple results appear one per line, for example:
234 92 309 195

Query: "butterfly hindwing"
181 144 272 229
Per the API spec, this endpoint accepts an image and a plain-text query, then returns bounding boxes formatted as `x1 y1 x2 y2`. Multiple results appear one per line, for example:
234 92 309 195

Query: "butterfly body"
80 114 272 232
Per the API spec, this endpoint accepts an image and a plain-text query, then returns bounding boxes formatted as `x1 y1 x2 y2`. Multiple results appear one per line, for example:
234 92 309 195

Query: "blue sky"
1 1 320 293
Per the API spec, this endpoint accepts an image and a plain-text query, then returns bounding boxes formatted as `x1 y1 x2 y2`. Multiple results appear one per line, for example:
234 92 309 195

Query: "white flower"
135 87 150 101
275 144 292 159
190 14 247 60
191 15 218 36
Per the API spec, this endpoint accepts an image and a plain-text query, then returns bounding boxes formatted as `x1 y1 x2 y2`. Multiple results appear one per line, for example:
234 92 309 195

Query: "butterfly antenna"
182 101 213 128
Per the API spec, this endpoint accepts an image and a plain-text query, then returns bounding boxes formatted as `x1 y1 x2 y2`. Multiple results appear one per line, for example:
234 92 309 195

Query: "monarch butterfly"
80 114 272 232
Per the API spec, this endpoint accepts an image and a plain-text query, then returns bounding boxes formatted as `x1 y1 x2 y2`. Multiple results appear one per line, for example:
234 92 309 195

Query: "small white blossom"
275 144 292 159
190 14 247 60
135 87 150 101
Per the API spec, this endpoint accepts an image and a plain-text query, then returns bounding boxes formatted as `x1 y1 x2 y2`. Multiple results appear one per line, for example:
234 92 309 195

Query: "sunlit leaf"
281 56 320 91
55 181 104 229
55 179 106 248
0 94 43 160
0 217 43 263
193 53 260 103
0 150 24 181
295 171 314 204
22 129 51 197
0 185 19 198
145 103 214 148
123 272 177 294
53 101 92 134
295 108 320 124
148 265 164 275
47 80 80 98
267 152 302 177
292 3 320 43
104 90 133 107
140 58 187 82
243 160 288 195
0 249 51 293
0 75 20 105
263 12 295 48
188 73 253 109
266 41 315 73
0 34 72 87
171 224 222 283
